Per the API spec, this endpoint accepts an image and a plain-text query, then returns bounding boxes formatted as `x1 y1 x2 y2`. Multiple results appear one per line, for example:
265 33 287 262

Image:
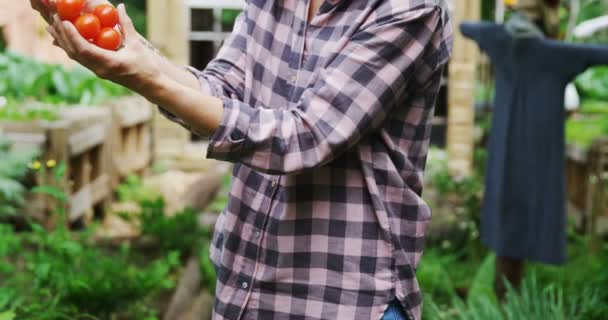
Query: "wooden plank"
108 96 154 185
566 143 589 163
110 96 154 127
2 104 112 228
566 157 589 211
68 123 107 156
566 137 608 235
446 0 480 176
91 174 111 204
70 184 92 221
449 63 477 82
588 138 608 227
2 132 47 151
154 107 191 159
147 0 189 65
446 124 475 176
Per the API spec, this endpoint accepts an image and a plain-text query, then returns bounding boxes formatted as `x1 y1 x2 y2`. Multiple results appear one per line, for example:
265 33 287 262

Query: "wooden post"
108 96 154 186
147 0 193 160
586 138 608 235
446 0 481 176
147 0 189 65
0 107 112 228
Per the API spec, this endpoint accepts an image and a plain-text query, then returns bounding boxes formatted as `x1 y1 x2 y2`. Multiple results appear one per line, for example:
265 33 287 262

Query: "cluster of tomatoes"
53 0 122 51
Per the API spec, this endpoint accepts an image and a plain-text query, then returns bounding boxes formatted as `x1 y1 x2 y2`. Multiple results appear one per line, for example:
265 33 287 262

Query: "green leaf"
32 186 67 202
0 311 15 320
30 223 46 235
467 254 497 306
53 162 66 182
51 68 72 100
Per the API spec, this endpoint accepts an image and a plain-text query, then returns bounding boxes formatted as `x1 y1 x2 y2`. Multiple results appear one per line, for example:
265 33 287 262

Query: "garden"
1 0 608 319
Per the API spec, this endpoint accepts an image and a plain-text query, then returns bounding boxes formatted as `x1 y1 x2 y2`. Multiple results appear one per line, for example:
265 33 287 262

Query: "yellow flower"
46 160 57 168
29 161 42 170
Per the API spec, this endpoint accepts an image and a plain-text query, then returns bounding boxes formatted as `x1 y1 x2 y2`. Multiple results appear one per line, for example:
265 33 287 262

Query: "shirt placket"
236 176 280 320
236 2 309 319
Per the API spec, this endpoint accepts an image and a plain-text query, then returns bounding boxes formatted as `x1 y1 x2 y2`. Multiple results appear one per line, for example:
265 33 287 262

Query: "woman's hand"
30 0 54 23
45 3 162 94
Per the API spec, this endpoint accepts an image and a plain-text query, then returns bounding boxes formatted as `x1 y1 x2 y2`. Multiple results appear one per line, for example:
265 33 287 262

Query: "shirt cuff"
185 66 215 96
156 67 215 134
206 97 252 162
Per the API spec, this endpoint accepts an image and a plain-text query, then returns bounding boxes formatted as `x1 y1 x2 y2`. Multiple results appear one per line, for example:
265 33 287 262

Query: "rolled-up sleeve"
158 7 248 133
207 7 450 175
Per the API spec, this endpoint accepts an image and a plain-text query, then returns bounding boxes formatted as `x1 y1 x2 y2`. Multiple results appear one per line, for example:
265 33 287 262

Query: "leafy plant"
115 175 160 203
425 148 486 260
466 254 496 306
140 199 209 258
576 66 608 101
0 134 39 216
565 114 608 148
116 0 147 35
198 238 216 294
420 234 608 320
0 98 59 121
0 164 181 319
455 274 606 320
208 173 232 213
417 250 458 303
580 99 608 114
0 50 129 119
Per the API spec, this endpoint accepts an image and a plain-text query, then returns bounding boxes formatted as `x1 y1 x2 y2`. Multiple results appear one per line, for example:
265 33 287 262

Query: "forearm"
137 35 200 91
142 74 223 135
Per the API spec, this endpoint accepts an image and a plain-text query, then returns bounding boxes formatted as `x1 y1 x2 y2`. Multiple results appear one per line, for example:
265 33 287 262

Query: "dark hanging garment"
460 22 608 265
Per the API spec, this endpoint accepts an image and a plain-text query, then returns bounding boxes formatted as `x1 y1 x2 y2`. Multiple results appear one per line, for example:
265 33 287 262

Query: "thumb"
117 3 138 42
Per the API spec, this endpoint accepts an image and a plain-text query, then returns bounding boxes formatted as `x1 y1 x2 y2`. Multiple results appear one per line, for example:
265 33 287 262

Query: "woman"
31 0 452 319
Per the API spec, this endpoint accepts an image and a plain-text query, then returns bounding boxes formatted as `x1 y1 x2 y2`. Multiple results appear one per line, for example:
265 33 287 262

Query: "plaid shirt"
160 0 452 319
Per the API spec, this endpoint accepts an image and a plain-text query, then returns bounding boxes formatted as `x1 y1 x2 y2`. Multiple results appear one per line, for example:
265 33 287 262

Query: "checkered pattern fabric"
160 0 452 319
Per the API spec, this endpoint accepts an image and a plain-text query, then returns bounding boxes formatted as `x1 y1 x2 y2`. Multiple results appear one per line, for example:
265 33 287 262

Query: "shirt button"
271 180 277 188
254 231 261 238
290 74 297 83
242 282 249 289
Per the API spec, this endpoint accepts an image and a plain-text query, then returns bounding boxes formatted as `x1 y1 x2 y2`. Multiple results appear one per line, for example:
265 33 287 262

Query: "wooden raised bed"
566 138 608 234
1 107 112 228
108 96 154 186
153 108 192 160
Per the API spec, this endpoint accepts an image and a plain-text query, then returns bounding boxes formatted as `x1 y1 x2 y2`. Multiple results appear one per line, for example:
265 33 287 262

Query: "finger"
52 14 75 53
49 0 57 13
117 3 137 43
47 25 72 54
47 25 74 57
31 0 53 23
47 17 72 55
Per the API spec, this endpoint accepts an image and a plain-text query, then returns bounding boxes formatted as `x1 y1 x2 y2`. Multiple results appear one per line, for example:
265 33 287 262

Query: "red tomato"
55 0 84 21
74 14 101 40
95 28 122 51
93 4 119 28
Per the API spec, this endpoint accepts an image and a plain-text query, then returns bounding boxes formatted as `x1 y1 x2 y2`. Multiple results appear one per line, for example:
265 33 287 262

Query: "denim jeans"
381 299 409 320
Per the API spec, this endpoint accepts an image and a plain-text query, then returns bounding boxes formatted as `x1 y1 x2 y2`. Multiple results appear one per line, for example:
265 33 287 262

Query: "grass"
419 236 608 320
